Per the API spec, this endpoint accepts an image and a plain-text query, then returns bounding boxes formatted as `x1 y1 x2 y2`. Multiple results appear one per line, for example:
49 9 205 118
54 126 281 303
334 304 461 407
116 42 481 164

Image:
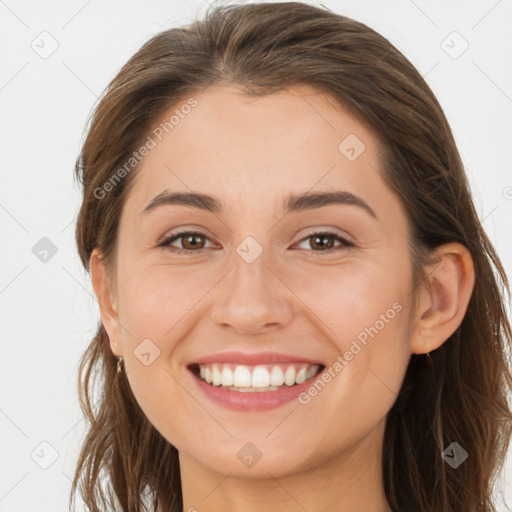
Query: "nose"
210 246 294 336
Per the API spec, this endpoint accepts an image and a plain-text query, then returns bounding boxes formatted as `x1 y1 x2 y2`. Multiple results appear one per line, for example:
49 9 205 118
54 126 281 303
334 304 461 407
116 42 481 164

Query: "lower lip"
190 369 321 411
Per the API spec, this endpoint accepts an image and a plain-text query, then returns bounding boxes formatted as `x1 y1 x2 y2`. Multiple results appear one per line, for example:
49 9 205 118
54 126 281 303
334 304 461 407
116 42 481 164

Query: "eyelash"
158 230 355 255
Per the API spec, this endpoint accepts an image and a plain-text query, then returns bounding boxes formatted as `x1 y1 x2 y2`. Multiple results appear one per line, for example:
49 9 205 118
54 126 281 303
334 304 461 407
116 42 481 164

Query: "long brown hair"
70 3 512 511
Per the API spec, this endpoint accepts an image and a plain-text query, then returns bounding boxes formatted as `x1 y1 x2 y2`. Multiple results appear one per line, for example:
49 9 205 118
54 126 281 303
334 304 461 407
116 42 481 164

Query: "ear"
410 242 475 354
89 248 122 357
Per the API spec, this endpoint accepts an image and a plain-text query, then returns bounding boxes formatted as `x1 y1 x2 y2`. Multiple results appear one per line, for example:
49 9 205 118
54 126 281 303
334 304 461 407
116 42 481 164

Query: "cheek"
291 260 409 344
292 261 412 401
117 263 210 336
115 265 194 437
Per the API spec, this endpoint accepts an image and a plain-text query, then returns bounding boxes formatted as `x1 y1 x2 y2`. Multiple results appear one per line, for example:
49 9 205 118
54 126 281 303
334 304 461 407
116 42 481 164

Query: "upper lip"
190 351 325 366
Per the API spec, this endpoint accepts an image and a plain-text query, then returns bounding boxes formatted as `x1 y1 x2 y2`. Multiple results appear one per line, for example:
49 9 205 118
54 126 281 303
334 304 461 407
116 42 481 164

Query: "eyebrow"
140 190 377 219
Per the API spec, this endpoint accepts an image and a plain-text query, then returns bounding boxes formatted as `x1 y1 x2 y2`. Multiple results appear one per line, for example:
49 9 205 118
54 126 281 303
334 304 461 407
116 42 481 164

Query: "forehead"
124 83 386 214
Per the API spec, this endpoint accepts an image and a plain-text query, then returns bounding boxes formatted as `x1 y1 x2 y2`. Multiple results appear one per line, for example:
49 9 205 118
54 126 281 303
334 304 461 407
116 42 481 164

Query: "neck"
180 418 392 512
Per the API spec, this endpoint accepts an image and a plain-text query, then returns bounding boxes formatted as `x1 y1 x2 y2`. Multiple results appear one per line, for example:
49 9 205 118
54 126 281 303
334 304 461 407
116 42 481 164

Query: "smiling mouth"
189 363 325 392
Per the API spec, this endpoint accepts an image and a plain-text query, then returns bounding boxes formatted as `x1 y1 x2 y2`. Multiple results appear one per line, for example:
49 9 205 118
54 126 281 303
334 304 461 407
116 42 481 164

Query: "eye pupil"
183 234 204 250
311 234 334 250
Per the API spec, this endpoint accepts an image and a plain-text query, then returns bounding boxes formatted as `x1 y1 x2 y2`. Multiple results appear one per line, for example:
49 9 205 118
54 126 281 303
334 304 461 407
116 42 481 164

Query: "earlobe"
410 242 475 355
89 248 122 357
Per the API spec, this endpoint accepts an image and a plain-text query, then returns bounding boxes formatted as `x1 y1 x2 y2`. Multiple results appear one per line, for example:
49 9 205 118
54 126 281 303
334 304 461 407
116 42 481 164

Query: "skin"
90 84 475 512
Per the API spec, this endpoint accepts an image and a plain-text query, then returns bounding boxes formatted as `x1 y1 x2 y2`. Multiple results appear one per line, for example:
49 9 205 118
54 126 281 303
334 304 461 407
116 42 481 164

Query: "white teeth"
306 366 318 379
295 367 307 384
212 364 222 386
270 366 285 386
233 365 252 387
252 365 270 388
284 366 296 386
221 366 234 387
197 363 321 390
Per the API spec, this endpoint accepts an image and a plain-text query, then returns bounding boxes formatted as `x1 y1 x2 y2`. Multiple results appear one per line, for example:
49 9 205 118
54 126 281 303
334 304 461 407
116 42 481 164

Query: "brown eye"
181 233 206 250
159 230 353 255
309 233 336 250
296 231 354 253
159 231 212 252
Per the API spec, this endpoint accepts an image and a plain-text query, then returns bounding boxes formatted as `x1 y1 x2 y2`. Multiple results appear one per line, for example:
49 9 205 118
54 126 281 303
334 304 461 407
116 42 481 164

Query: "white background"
0 0 511 510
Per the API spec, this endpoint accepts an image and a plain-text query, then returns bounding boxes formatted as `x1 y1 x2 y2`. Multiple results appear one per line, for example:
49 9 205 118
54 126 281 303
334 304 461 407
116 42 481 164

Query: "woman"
70 2 512 511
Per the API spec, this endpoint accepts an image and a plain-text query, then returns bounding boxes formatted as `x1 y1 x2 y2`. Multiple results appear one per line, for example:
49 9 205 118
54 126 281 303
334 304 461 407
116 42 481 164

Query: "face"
103 84 416 479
